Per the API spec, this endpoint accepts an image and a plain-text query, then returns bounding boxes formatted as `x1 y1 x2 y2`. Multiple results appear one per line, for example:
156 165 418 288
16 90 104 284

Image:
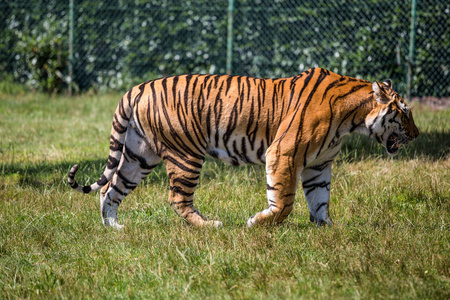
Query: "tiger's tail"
68 90 134 194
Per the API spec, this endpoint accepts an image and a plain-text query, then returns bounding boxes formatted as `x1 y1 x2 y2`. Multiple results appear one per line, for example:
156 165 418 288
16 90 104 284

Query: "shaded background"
0 0 448 97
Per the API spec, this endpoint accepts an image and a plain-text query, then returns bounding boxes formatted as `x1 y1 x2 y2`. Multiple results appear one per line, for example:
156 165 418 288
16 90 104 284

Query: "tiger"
68 68 419 229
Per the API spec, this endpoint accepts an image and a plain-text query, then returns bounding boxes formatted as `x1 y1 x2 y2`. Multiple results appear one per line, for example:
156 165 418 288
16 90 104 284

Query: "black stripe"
240 137 253 164
163 155 201 175
117 170 137 186
319 78 348 105
317 97 335 157
69 182 79 189
315 202 328 213
172 177 197 188
280 202 294 215
127 89 132 106
125 147 159 170
178 157 203 169
133 82 147 143
225 75 233 95
259 79 266 106
257 140 266 162
237 76 244 112
82 186 92 193
184 74 193 108
223 100 239 147
107 156 120 169
171 199 194 205
309 160 333 172
141 170 153 175
268 202 280 209
332 84 368 105
112 184 127 196
170 186 194 197
267 184 277 191
283 193 296 198
213 80 225 147
96 175 108 186
118 96 130 121
110 135 124 152
206 106 212 142
302 174 321 186
113 114 127 134
111 198 122 205
161 77 168 105
184 175 200 181
172 76 179 107
303 181 330 196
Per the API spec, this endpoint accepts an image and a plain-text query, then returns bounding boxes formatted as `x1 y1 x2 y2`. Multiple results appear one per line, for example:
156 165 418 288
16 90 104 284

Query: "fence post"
407 0 417 100
68 0 75 96
226 0 234 75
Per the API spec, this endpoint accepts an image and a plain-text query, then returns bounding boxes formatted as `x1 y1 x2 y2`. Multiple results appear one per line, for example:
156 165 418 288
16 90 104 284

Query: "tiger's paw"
247 216 256 228
309 213 333 227
204 220 223 228
104 217 124 230
246 208 277 228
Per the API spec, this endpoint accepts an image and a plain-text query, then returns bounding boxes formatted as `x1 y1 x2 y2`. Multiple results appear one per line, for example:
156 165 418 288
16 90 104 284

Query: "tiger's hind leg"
163 153 222 228
100 124 161 229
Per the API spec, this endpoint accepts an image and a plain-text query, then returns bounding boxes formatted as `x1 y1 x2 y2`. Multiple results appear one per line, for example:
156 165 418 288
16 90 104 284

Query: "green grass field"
0 92 449 299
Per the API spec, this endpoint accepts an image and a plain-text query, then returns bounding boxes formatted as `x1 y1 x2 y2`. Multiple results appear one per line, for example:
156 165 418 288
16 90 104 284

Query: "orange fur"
68 68 419 228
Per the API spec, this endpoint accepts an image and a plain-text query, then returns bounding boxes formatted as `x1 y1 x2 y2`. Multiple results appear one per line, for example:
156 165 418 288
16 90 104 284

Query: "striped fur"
68 68 419 228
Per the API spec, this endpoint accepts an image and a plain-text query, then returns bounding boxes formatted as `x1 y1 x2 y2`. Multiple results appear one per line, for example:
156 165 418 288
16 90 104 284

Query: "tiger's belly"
205 136 267 166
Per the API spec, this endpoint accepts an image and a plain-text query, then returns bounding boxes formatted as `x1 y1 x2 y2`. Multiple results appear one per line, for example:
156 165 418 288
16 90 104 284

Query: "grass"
0 92 449 299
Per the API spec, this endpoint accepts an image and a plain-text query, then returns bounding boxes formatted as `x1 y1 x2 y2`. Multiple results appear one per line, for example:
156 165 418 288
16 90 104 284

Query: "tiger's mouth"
386 133 401 155
385 132 414 155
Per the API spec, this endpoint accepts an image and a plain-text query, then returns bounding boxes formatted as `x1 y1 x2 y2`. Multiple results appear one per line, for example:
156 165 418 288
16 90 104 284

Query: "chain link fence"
1 0 449 98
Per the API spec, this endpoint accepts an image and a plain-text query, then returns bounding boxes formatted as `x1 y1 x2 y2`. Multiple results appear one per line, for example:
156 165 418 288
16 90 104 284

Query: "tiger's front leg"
301 163 333 225
247 145 302 227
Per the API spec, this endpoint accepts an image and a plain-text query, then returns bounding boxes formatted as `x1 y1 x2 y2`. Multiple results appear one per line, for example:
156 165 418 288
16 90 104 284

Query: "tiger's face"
367 80 419 156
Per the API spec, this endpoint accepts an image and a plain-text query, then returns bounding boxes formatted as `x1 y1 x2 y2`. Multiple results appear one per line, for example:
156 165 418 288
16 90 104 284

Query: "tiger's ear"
372 81 390 104
382 79 393 89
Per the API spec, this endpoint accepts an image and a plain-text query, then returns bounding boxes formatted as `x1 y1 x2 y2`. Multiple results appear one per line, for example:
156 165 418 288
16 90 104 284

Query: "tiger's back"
134 74 293 166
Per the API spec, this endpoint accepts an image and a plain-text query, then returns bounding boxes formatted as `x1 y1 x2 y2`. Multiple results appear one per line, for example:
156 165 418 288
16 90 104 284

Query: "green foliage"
0 1 449 95
13 17 68 93
0 92 449 298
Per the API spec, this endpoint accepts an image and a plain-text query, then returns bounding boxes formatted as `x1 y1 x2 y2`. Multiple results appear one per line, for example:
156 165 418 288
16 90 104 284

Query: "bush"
13 17 68 93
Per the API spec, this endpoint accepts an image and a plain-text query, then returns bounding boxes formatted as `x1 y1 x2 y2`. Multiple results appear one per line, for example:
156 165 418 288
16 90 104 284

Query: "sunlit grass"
0 93 449 298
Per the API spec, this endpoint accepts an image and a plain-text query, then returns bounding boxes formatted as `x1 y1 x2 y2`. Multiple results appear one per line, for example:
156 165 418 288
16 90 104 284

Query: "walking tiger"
68 68 419 229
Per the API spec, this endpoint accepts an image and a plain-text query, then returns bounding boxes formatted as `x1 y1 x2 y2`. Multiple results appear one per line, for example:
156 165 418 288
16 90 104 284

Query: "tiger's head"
366 80 419 156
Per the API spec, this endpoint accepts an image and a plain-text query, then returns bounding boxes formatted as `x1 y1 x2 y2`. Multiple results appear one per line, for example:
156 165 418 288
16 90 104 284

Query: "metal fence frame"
1 1 449 98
